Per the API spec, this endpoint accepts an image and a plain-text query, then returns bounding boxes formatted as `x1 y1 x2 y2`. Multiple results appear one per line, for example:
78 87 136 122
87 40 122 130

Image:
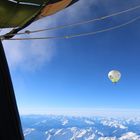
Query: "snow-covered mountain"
21 115 140 140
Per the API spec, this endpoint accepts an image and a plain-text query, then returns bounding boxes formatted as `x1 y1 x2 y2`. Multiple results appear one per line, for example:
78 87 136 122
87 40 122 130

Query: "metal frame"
0 40 24 140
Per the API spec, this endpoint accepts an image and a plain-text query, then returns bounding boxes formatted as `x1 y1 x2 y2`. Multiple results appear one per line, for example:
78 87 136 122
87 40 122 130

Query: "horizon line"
19 108 140 117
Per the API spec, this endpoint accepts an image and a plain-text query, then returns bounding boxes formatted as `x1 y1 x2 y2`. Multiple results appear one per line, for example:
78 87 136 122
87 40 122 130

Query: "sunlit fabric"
36 0 72 19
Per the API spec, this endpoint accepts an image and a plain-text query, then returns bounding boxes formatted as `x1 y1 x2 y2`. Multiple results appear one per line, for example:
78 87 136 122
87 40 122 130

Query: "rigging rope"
3 3 140 37
4 15 140 41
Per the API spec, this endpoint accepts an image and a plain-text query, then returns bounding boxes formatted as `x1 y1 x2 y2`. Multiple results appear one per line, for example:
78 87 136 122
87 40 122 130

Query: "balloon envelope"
0 0 78 28
108 70 121 83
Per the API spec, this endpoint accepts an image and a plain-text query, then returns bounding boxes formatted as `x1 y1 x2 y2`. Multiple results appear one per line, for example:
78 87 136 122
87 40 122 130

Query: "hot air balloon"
0 0 79 39
0 1 79 139
108 70 121 83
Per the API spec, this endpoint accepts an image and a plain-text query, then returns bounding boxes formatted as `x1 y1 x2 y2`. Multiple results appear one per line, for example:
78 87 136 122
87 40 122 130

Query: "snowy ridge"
21 115 140 140
24 128 35 136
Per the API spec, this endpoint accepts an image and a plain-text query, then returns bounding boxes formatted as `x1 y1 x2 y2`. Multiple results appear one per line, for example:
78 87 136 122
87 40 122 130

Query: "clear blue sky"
3 0 140 115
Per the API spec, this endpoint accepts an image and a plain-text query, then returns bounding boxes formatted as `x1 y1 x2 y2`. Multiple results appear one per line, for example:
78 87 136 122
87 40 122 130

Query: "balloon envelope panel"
0 0 45 28
37 0 72 19
0 0 78 29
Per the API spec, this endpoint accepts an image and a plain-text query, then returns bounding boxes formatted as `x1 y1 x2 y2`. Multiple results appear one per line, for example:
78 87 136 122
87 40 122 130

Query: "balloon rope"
4 15 140 41
4 3 140 36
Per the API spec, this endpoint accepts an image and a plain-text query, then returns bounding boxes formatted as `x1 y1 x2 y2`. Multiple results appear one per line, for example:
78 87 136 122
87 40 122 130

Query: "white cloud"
3 39 56 71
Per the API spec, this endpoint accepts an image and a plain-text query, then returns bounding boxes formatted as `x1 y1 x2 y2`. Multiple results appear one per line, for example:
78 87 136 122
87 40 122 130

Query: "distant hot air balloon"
108 70 121 83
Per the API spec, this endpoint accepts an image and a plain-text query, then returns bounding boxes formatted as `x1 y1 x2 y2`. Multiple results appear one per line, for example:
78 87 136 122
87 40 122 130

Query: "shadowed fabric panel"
0 0 49 28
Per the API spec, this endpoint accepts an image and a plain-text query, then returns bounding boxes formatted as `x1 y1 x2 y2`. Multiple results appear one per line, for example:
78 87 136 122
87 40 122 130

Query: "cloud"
3 39 56 71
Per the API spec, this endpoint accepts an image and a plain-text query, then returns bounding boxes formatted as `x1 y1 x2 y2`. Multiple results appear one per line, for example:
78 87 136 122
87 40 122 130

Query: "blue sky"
2 0 140 116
